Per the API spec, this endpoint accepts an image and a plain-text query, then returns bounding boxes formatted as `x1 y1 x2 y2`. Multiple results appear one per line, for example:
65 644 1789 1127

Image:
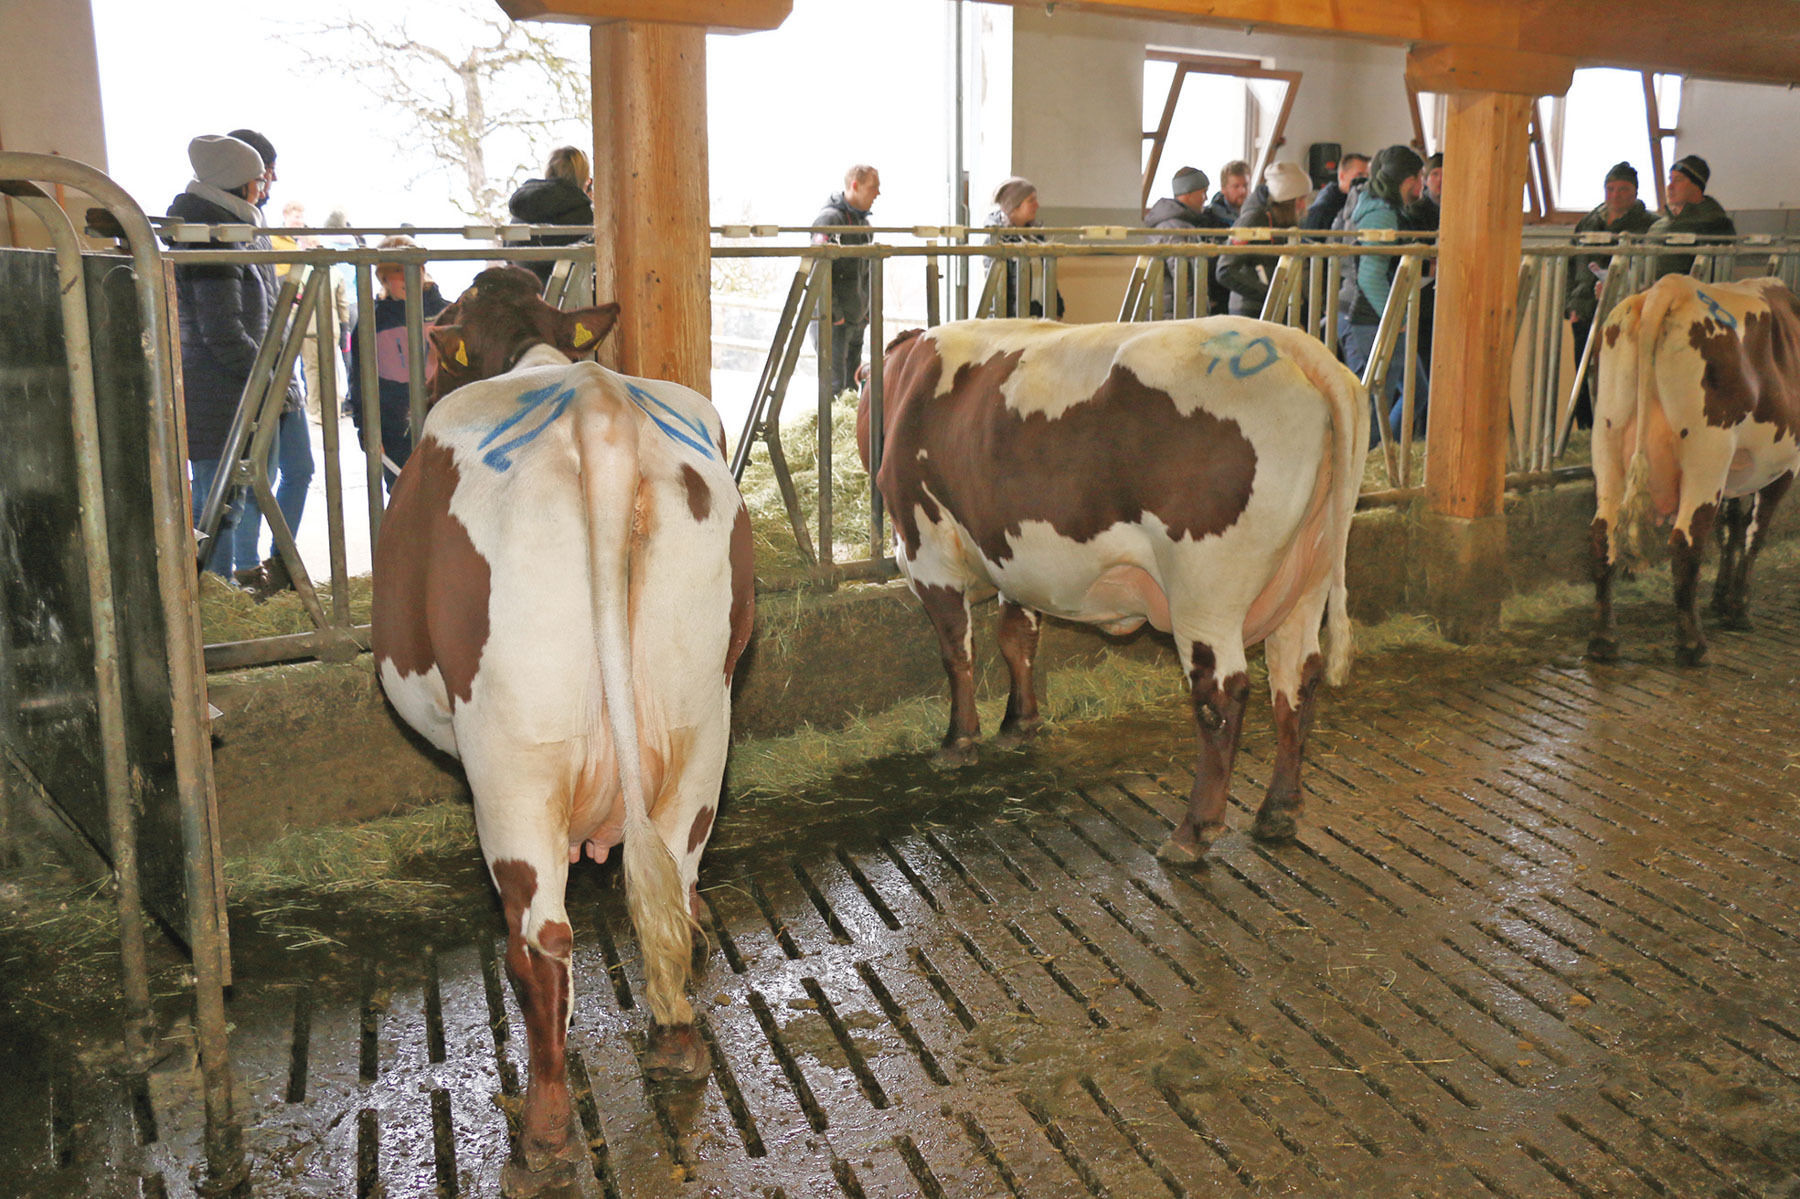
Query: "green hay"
199 570 373 643
737 390 875 578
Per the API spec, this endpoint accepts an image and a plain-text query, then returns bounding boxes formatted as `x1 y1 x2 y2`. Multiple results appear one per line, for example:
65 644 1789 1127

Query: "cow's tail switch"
1618 279 1676 568
575 376 695 1026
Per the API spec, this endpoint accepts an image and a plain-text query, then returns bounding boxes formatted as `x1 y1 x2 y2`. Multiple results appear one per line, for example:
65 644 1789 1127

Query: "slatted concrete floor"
18 575 1800 1198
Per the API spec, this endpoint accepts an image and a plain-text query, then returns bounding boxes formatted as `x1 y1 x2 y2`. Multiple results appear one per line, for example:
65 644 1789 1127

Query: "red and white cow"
372 267 753 1193
859 317 1369 861
1589 274 1800 664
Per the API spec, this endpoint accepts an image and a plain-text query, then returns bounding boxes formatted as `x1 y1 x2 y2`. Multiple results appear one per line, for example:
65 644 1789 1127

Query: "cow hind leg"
1671 498 1720 666
1254 603 1327 844
915 582 981 766
1711 497 1750 622
1587 517 1621 663
1159 635 1250 865
1717 473 1792 631
994 598 1044 748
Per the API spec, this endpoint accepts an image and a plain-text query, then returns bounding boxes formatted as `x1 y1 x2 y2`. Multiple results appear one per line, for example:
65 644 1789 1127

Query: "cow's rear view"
373 268 753 1195
859 317 1369 861
1589 274 1800 664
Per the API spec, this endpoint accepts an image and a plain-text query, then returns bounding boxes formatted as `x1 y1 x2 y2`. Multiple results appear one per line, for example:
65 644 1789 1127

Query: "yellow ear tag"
454 342 469 366
573 322 594 347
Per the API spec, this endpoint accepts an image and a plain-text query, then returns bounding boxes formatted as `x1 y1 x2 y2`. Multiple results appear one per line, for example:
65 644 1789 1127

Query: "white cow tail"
1324 362 1371 687
574 378 694 1025
1617 279 1676 568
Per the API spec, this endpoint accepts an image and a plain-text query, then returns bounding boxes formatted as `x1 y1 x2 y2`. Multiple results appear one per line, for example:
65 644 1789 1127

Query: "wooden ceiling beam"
999 0 1800 87
1405 44 1574 98
496 0 789 34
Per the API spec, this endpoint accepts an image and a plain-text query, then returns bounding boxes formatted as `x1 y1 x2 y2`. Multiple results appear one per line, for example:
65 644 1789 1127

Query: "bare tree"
295 2 589 226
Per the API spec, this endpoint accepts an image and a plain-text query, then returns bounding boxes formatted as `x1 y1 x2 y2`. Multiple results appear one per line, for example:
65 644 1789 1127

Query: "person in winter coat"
1343 144 1430 446
1216 161 1311 317
166 134 279 580
1403 152 1443 232
224 128 313 597
1648 154 1737 280
810 164 879 394
984 176 1064 319
345 235 449 496
1145 165 1228 316
508 146 594 287
1566 161 1659 427
1301 152 1369 230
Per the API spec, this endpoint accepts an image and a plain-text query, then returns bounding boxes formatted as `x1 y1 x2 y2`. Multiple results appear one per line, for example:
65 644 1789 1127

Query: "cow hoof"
1718 612 1752 632
933 740 979 769
994 719 1043 749
1675 643 1709 667
1251 810 1300 843
1585 636 1619 663
644 1023 710 1082
502 1141 584 1198
1155 827 1219 865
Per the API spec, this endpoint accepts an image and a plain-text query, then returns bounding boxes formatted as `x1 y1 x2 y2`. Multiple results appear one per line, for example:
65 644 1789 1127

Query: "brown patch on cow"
1604 322 1623 348
1689 298 1800 441
679 464 711 521
491 857 574 1156
371 437 492 705
726 502 755 681
873 342 1258 563
686 805 715 854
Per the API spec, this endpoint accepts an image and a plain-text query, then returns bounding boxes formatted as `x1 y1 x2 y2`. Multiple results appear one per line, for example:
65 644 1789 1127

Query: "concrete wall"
1677 79 1800 234
0 0 107 250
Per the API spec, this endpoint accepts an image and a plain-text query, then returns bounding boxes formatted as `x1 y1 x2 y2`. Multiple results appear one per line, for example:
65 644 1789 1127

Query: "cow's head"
425 265 620 405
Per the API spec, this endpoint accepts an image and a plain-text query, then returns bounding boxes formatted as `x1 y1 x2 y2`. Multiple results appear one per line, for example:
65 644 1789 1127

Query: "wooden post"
1406 45 1572 640
590 21 710 391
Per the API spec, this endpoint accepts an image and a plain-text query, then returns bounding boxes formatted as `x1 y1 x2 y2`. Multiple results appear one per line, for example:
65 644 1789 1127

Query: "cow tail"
575 382 694 1025
1618 280 1675 568
1325 367 1372 687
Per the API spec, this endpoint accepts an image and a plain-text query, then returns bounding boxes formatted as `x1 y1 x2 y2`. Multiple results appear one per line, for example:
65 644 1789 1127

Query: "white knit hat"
1264 161 1311 204
187 135 265 190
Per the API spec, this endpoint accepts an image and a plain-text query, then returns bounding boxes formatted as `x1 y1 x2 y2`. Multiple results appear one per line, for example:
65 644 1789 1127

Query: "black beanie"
1605 161 1638 187
1671 154 1710 191
1369 144 1424 205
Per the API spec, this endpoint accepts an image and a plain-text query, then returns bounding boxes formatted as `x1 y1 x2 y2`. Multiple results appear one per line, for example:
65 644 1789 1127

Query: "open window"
1141 50 1301 211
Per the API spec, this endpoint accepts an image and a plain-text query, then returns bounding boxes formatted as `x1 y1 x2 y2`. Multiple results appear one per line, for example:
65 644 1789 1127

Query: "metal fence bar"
354 262 384 547
867 255 886 560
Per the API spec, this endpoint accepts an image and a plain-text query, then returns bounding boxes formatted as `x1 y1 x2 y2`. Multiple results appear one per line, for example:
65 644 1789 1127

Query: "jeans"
189 456 243 579
1342 321 1430 446
811 317 866 396
232 409 315 568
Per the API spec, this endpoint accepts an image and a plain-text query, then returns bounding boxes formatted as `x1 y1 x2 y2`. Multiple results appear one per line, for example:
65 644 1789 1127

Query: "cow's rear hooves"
994 720 1043 750
933 742 979 769
1155 831 1217 866
644 1023 710 1082
501 1153 583 1198
1675 644 1709 667
1586 637 1619 663
1251 812 1300 843
1718 614 1753 632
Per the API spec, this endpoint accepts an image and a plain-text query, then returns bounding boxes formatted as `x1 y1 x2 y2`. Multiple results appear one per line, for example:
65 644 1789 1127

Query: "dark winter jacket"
508 177 593 285
1565 199 1658 322
1402 192 1440 233
1301 179 1355 231
984 208 1063 319
1648 194 1737 280
1215 198 1300 317
1145 195 1230 316
810 192 874 323
166 190 276 461
1205 190 1242 226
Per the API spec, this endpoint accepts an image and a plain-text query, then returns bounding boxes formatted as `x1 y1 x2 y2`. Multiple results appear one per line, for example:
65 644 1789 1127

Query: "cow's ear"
428 324 470 371
556 303 620 358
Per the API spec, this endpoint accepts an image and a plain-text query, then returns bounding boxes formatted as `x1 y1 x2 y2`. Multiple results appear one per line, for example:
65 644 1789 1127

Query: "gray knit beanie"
993 176 1038 219
1171 166 1209 198
188 135 265 190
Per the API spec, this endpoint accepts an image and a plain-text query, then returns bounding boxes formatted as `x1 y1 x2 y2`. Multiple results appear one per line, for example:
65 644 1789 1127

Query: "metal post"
314 281 351 627
816 251 835 578
355 262 384 546
404 260 428 451
867 255 886 559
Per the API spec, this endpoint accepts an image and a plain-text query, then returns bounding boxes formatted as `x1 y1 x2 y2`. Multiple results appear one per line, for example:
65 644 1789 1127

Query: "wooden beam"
1404 43 1574 98
499 0 789 33
591 21 712 392
1426 89 1533 522
989 0 1800 87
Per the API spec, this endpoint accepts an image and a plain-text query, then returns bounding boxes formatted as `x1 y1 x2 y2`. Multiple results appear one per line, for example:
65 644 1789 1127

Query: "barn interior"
4 1 1800 1195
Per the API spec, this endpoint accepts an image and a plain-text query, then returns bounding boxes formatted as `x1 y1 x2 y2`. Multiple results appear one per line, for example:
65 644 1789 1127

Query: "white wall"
0 0 108 247
1007 8 1418 224
1678 78 1800 225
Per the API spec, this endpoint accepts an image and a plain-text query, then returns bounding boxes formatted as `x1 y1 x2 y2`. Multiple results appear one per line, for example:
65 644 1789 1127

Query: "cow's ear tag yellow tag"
573 322 594 347
454 342 469 366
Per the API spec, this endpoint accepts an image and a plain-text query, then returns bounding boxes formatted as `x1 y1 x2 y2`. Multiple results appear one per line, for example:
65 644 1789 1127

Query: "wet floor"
9 571 1800 1197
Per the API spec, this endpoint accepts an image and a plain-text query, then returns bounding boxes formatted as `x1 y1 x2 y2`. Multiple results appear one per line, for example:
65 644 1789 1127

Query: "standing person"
1404 152 1443 232
1145 165 1226 316
1343 144 1429 444
225 128 313 597
508 146 594 288
1301 152 1369 230
984 176 1063 318
1205 161 1252 315
810 164 879 393
1565 162 1658 427
165 134 273 580
345 235 449 497
1216 161 1311 316
1648 154 1736 280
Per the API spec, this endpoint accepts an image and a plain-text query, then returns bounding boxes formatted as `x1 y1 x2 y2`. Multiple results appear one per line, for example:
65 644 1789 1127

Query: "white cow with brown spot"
372 268 753 1195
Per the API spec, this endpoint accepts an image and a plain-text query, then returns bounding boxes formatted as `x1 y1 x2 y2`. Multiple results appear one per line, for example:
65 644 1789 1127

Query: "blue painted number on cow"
1695 289 1739 333
1201 331 1281 378
625 382 716 460
478 382 574 471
